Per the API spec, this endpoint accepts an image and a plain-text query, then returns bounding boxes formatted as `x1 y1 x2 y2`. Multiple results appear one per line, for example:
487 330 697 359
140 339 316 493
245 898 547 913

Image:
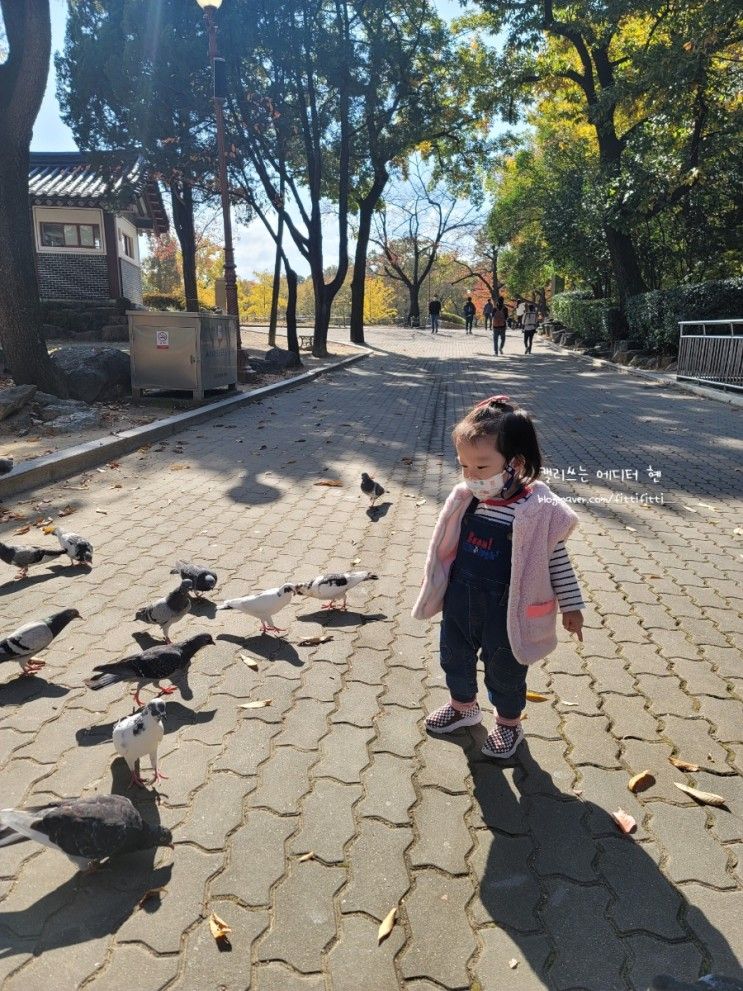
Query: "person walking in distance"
463 295 476 335
516 299 526 329
429 295 442 334
492 296 508 355
483 297 494 331
523 303 538 353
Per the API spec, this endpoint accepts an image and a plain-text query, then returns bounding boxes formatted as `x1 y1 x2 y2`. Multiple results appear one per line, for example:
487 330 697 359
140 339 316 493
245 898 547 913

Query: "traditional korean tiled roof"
29 151 169 235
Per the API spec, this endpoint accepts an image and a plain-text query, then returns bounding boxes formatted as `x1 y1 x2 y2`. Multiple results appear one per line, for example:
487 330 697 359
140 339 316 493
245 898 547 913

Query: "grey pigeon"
135 579 193 642
0 794 172 871
0 457 13 476
217 584 294 635
360 472 385 506
0 608 81 675
650 977 743 991
293 570 378 611
51 526 93 566
170 560 217 596
85 632 213 706
0 540 66 580
113 700 167 788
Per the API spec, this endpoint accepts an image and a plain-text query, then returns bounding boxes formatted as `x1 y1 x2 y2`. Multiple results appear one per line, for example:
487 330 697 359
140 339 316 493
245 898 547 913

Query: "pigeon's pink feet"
14 569 28 581
261 623 287 635
152 769 169 783
158 685 177 696
132 689 145 707
20 658 45 675
128 771 149 788
321 601 335 610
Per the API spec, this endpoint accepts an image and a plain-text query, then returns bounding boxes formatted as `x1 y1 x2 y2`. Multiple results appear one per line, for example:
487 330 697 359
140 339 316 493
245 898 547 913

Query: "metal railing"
676 318 743 391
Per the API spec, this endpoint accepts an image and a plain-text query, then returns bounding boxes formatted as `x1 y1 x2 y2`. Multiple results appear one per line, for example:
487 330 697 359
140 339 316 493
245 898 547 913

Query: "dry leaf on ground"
42 525 56 535
314 479 343 487
401 456 414 465
108 461 121 469
298 635 333 646
509 959 519 970
240 699 272 709
674 782 727 807
208 912 232 941
378 905 397 944
170 463 190 471
669 756 699 772
526 690 549 703
13 525 30 535
415 499 427 506
610 809 637 834
351 557 361 565
137 887 167 909
239 653 259 671
297 851 315 863
628 770 655 793
58 505 75 517
95 508 107 514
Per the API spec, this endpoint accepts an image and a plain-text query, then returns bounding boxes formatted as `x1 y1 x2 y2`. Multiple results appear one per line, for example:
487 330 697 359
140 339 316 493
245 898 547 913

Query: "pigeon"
0 794 172 871
360 472 385 506
650 977 743 990
135 579 193 642
170 560 217 596
50 526 93 567
0 457 13 476
293 570 378 611
113 700 167 788
217 584 294 635
0 608 81 675
85 633 213 706
0 541 67 580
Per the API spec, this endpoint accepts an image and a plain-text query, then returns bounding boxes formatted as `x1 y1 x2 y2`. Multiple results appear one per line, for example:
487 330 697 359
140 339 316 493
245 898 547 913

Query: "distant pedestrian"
516 299 526 329
483 298 494 331
412 395 584 759
492 296 508 355
463 296 476 335
429 295 442 334
523 303 538 354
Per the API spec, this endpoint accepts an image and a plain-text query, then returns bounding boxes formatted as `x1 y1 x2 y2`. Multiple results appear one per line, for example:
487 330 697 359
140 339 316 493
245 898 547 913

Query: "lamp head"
196 0 222 8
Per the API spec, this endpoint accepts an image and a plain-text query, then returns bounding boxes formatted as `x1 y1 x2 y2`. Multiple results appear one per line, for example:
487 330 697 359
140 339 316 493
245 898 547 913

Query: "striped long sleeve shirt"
474 489 585 611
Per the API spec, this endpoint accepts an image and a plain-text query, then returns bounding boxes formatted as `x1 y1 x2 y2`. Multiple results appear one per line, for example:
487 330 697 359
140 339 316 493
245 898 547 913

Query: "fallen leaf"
669 756 699 772
42 524 56 535
95 509 108 515
351 558 361 565
297 851 315 862
378 905 397 944
674 782 726 807
137 887 167 909
526 690 549 702
610 809 637 834
240 699 272 709
415 499 427 506
734 527 743 536
682 505 698 513
170 463 190 471
208 911 232 941
14 525 30 535
628 770 655 793
696 501 715 510
58 505 75 517
297 635 333 646
314 479 343 487
625 526 636 532
560 700 579 706
401 456 414 464
509 959 519 970
108 461 121 469
239 653 259 671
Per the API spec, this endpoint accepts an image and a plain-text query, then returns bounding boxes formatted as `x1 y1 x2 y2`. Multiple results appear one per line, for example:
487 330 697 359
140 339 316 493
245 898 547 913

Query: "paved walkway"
0 326 741 990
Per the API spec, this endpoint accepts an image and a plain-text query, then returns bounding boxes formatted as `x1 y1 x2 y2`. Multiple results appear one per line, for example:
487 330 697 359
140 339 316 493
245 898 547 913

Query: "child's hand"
562 610 584 642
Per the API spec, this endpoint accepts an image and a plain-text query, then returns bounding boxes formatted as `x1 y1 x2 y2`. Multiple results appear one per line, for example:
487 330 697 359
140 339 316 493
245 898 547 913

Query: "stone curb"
540 336 743 408
0 350 368 499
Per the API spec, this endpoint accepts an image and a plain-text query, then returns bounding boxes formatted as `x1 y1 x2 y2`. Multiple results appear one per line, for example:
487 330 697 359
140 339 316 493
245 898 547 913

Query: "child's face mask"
464 461 516 500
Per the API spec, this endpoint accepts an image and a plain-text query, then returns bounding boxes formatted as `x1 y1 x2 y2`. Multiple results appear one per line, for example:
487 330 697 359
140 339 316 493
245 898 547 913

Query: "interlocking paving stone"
344 646 391 685
312 722 374 783
623 645 675 677
527 795 600 881
325 912 405 991
169 904 268 991
634 672 698 717
409 788 472 874
381 665 427 707
295 658 342 701
517 737 575 794
371 703 422 757
681 883 743 974
549 673 599 714
661 714 730 767
357 752 417 825
340 820 413 920
211 809 297 906
249 747 317 814
599 837 686 938
177 770 246 850
209 718 280 777
620 738 684 803
272 699 333 751
649 803 735 888
469 761 530 835
253 963 325 991
474 928 552 991
468 831 541 930
416 731 473 792
694 771 742 842
82 944 181 990
624 934 704 991
600 691 660 739
695 696 743 743
288 779 362 863
256 861 345 973
563 712 621 767
329 681 381 728
574 766 650 840
671 655 732 697
400 870 476 989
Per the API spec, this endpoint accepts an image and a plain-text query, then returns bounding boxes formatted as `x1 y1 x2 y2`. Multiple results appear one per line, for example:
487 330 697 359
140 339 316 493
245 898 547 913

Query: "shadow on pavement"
295 609 388 628
0 676 70 706
216 632 303 666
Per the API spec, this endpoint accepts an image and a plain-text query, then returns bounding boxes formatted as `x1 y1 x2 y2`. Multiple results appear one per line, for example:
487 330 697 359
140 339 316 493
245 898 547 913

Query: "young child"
412 395 584 758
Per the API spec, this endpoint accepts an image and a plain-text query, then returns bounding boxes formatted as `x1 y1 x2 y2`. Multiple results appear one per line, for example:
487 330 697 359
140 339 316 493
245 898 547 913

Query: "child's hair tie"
475 394 511 409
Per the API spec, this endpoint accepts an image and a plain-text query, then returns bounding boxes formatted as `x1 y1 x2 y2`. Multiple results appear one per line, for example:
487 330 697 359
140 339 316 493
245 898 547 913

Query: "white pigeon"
217 584 294 635
112 700 167 788
50 526 93 566
293 570 378 611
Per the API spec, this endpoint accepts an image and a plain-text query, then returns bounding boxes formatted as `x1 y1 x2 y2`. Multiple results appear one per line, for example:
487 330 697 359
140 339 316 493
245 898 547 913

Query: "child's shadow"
445 731 740 989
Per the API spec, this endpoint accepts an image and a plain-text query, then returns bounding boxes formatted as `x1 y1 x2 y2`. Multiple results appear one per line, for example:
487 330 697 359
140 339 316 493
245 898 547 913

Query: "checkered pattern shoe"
425 701 482 734
481 721 524 759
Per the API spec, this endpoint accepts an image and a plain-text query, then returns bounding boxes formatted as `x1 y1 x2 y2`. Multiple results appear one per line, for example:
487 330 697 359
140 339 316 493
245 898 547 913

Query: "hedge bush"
549 292 620 344
626 278 743 353
142 292 185 311
440 310 465 326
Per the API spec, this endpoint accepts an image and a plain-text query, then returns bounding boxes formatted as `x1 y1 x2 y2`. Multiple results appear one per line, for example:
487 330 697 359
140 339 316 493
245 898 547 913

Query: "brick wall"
37 253 110 300
120 258 143 304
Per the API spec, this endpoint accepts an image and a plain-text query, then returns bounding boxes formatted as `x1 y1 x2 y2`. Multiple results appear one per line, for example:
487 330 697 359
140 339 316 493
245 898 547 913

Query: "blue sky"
33 0 472 277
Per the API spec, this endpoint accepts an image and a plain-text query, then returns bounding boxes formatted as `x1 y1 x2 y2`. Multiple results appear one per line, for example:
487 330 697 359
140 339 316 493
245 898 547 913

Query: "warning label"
156 330 169 349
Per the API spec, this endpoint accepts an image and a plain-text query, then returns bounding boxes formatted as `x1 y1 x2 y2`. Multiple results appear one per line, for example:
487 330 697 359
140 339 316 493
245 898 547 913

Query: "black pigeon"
0 794 172 871
360 472 385 507
0 541 67 580
0 457 13 476
85 632 213 705
170 560 218 596
0 608 81 675
135 579 193 642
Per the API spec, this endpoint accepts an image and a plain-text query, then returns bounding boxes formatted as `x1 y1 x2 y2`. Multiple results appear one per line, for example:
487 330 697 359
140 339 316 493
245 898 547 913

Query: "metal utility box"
128 311 238 400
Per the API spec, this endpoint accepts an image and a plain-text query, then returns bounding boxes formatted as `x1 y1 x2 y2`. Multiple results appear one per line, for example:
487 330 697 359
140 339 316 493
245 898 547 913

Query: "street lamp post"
195 0 242 356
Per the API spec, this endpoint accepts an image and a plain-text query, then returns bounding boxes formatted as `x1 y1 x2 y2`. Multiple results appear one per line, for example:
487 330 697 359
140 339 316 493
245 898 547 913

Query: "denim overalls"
439 496 528 718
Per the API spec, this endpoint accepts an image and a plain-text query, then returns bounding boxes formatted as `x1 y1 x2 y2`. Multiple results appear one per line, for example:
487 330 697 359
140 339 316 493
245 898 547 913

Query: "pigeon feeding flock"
135 579 193 642
47 526 94 567
217 584 295 634
360 471 385 507
0 609 81 674
85 634 214 706
293 570 378 610
0 540 66 580
171 561 218 596
113 700 168 787
0 794 172 871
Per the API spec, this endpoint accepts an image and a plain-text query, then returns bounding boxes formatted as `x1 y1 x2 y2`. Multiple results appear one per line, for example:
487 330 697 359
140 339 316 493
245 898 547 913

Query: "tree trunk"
603 224 647 305
170 181 198 311
408 286 421 326
284 264 299 354
269 177 285 346
312 279 331 357
350 171 388 344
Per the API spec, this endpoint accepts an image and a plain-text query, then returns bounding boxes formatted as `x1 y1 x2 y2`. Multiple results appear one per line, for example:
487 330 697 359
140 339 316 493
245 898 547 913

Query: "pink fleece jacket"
411 480 579 665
